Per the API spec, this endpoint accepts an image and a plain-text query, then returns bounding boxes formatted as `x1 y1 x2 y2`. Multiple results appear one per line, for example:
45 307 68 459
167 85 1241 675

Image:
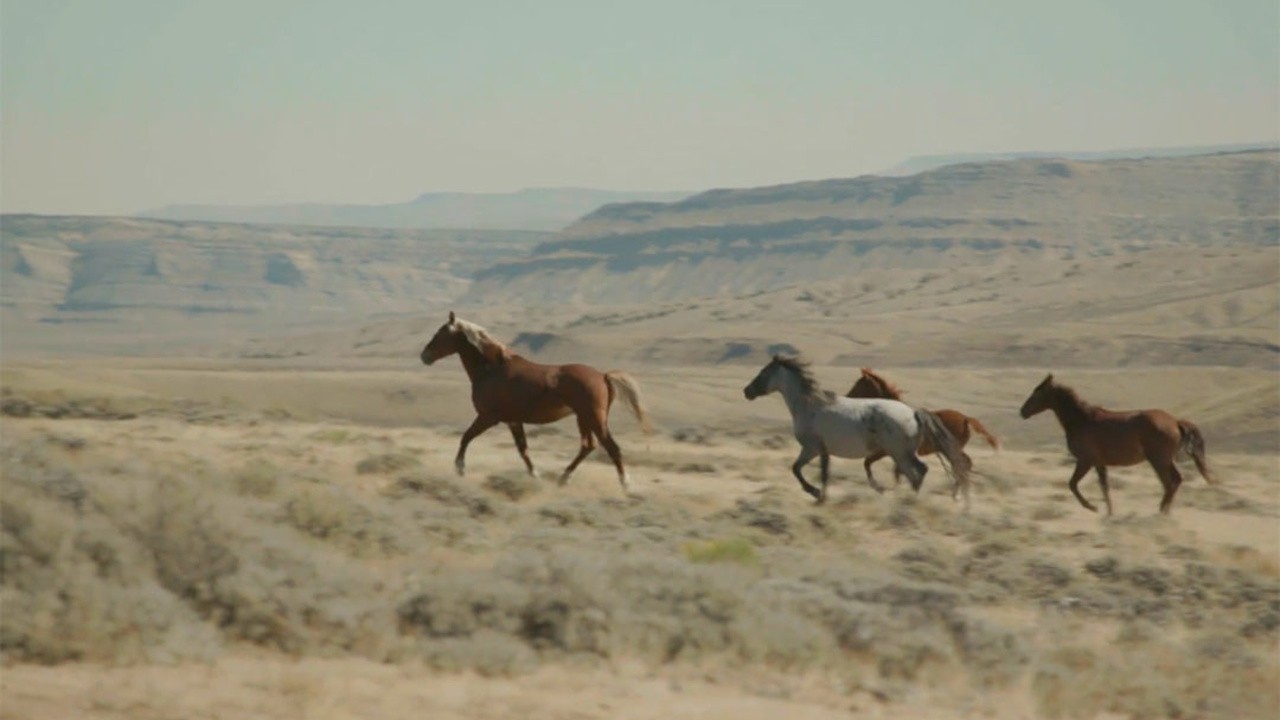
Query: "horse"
420 312 653 493
743 355 972 506
846 367 1000 486
1019 374 1216 515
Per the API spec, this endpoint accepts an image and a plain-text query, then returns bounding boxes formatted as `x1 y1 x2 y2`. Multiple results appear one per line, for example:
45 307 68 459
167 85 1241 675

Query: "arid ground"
3 243 1278 720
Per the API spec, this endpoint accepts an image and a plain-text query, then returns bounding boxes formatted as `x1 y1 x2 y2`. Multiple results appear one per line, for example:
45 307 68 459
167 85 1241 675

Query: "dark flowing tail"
915 408 973 506
1177 419 1217 484
964 416 1001 450
605 371 654 436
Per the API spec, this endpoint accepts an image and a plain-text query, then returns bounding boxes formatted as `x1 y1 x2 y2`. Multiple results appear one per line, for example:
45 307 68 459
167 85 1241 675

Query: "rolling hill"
141 188 692 231
0 216 548 355
463 150 1279 306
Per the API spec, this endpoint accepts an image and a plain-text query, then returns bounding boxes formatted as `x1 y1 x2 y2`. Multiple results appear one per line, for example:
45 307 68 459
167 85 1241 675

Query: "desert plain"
2 154 1279 720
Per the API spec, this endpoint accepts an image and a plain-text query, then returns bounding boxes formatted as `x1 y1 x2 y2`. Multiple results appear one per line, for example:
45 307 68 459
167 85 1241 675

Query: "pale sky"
2 0 1277 215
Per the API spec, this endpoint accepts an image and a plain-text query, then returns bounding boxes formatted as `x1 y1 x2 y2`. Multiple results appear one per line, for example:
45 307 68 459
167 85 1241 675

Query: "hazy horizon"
3 0 1277 215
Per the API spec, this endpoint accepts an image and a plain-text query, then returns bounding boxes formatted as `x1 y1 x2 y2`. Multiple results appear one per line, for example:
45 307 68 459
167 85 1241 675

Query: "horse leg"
818 446 831 504
894 451 929 494
948 451 974 501
1095 466 1113 516
558 416 597 486
455 416 499 476
1066 460 1097 512
594 422 629 494
1153 459 1184 514
863 451 887 494
508 423 538 478
791 445 822 502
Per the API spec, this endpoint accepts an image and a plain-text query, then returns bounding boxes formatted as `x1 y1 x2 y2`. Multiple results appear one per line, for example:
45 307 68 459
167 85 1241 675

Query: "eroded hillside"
465 151 1279 305
0 216 548 355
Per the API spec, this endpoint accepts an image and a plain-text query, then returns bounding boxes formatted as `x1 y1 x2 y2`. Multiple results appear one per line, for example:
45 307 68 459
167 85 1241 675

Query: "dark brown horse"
1019 374 1216 515
846 368 999 486
420 312 652 493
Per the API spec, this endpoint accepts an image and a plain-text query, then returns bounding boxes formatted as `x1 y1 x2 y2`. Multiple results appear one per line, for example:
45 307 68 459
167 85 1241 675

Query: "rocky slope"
142 188 691 231
0 216 547 355
464 150 1279 306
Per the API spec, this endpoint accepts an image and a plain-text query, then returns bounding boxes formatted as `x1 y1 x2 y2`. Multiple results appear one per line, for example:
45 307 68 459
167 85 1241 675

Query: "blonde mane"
454 318 512 365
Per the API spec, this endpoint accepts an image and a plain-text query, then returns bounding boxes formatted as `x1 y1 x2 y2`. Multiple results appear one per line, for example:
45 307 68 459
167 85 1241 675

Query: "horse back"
1074 406 1181 465
471 356 607 422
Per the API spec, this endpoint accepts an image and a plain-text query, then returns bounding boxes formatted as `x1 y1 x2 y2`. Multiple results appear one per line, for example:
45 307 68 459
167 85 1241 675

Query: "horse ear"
448 311 456 325
860 368 872 377
1042 373 1054 385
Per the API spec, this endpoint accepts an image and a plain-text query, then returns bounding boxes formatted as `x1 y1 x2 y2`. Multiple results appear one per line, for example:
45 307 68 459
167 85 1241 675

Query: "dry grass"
0 375 1277 719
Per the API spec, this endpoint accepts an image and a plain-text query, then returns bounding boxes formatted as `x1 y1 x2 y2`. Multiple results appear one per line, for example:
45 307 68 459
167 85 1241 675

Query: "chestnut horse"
846 368 999 486
744 355 972 506
420 312 652 493
1019 374 1216 515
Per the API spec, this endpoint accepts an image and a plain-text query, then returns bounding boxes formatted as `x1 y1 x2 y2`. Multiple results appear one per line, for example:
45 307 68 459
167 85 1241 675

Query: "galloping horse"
744 355 972 505
847 368 999 485
420 312 652 493
1019 374 1216 515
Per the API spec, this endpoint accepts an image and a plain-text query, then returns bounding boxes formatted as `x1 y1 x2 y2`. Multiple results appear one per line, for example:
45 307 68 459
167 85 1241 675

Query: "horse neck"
869 377 901 400
453 341 493 383
1048 387 1092 431
775 371 820 420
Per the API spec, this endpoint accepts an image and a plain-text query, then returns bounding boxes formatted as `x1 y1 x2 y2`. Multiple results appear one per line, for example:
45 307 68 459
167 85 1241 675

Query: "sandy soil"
1 360 1276 719
2 237 1278 719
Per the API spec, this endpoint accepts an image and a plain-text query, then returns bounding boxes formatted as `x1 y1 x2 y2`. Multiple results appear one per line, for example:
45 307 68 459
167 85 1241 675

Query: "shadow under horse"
1019 374 1216 515
420 312 652 493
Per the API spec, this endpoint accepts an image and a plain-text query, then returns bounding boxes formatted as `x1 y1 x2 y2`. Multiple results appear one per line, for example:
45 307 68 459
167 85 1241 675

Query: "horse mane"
1047 378 1095 414
773 355 836 403
859 368 904 400
454 318 512 365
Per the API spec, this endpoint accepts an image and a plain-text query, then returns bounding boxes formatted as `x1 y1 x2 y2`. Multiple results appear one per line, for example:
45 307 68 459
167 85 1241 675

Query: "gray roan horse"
744 355 972 505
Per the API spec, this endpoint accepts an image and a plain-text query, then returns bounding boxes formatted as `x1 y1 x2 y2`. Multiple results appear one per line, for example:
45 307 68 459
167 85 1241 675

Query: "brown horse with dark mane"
847 368 999 486
1019 374 1216 515
420 312 652 493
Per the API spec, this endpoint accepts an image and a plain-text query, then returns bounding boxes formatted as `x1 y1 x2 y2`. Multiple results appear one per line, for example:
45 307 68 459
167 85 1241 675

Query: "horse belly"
475 381 573 425
809 414 873 459
510 399 573 425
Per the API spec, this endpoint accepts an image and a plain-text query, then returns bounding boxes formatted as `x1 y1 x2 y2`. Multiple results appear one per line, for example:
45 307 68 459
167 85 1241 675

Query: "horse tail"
915 408 972 504
1177 419 1217 484
964 416 1001 451
605 371 654 436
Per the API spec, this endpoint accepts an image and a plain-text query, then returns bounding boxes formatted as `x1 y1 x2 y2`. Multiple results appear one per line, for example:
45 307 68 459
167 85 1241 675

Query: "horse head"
846 368 904 400
421 311 461 365
421 311 511 367
1019 374 1055 418
743 356 784 400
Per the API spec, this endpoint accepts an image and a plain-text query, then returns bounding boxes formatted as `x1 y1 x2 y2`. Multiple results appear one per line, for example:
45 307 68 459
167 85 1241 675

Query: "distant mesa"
877 142 1278 176
511 332 560 353
264 253 305 287
718 341 800 363
141 188 693 232
463 148 1280 306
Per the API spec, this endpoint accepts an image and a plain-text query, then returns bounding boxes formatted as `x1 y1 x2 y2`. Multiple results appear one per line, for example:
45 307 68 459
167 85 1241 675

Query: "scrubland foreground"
0 368 1277 720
